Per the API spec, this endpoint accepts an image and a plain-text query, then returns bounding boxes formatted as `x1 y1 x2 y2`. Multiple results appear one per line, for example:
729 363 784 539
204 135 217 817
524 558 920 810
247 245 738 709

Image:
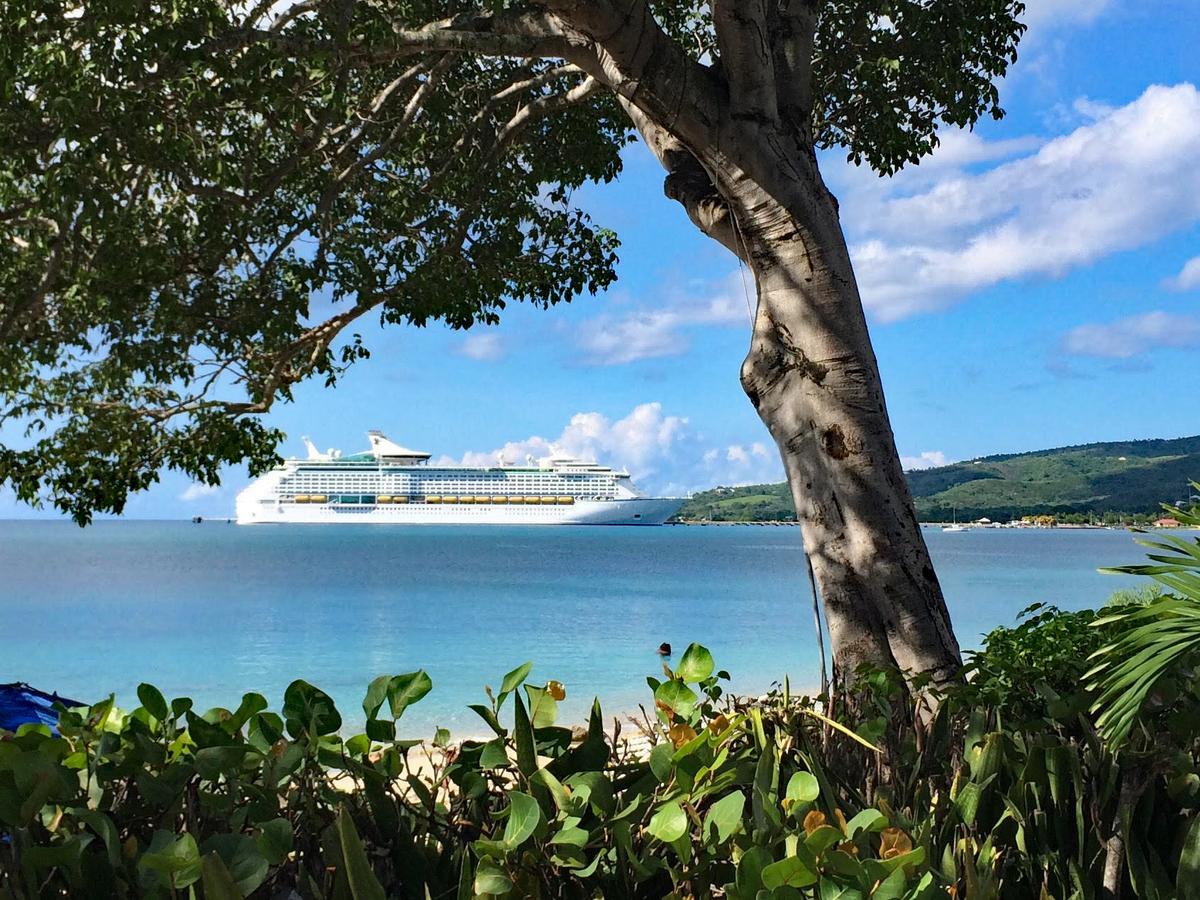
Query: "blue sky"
6 0 1200 519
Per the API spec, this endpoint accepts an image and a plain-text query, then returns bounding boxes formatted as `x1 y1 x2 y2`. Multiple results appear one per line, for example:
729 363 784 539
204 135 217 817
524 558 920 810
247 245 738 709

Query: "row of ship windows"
282 480 611 488
276 495 606 505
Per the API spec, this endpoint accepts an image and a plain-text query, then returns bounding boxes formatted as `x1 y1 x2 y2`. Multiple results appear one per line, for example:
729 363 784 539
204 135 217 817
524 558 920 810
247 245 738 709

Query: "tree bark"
721 150 962 684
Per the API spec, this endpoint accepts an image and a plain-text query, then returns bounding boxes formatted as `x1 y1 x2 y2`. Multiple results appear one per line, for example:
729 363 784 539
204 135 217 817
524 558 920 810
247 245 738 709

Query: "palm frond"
1089 489 1200 746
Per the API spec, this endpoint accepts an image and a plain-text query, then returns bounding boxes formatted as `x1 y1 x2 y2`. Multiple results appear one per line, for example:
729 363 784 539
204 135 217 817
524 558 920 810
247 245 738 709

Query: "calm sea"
0 522 1150 736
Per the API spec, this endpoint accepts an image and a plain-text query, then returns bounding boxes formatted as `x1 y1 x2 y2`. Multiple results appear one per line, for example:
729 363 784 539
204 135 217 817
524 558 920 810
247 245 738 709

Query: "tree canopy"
0 1 1024 522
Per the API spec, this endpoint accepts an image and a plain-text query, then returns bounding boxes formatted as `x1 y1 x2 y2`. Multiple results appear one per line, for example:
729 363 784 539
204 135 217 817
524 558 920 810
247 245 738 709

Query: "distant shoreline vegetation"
676 435 1200 524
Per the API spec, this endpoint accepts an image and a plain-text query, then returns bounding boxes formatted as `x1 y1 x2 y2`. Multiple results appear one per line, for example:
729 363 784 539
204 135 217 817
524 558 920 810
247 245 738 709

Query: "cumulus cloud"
1165 256 1200 292
446 403 787 495
180 483 219 501
900 451 949 471
455 332 505 362
575 273 751 365
1061 311 1200 359
452 402 688 484
834 84 1200 321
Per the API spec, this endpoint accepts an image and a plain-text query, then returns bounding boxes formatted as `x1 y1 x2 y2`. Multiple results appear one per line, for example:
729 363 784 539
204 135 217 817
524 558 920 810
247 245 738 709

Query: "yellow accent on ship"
310 495 328 503
557 497 574 505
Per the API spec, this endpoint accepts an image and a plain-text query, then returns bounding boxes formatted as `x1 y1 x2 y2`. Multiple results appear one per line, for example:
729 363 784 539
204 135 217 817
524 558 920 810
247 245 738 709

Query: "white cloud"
834 84 1200 321
1165 255 1200 292
180 483 219 501
576 273 751 365
1062 311 1200 359
447 403 786 495
454 402 688 483
901 451 949 471
455 332 505 362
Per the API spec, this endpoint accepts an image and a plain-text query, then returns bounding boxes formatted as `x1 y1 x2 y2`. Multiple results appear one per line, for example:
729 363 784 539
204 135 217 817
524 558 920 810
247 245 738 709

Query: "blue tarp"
0 683 84 733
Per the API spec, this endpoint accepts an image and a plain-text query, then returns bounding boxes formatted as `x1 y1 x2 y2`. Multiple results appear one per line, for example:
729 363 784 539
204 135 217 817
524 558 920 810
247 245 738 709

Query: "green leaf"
654 680 698 718
137 683 169 722
524 683 559 728
363 674 390 720
475 859 512 895
844 808 888 837
649 742 674 782
761 855 818 889
480 738 509 769
676 643 714 682
503 791 541 849
139 833 202 890
513 693 537 779
1179 814 1200 900
199 834 268 897
647 800 688 843
702 790 745 844
501 662 533 696
200 852 246 900
282 680 342 739
786 771 820 803
335 806 386 900
385 671 433 719
805 824 844 855
737 846 773 896
256 818 294 867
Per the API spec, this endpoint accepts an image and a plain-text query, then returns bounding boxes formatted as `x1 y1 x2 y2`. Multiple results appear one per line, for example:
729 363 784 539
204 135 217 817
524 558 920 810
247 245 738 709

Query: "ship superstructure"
235 431 681 525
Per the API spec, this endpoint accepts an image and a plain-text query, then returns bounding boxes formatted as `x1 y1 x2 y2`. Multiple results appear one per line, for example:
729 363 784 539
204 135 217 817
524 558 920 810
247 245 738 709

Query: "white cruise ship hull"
236 497 681 526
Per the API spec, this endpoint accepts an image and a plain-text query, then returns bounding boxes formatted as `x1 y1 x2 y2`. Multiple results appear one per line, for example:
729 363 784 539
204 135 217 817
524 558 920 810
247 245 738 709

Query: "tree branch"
618 99 743 261
539 0 722 150
391 11 574 58
769 0 818 140
713 0 778 126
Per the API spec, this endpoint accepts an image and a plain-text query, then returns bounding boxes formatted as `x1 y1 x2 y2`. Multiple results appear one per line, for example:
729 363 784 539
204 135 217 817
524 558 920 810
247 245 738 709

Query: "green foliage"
677 435 1200 522
0 0 626 522
1088 490 1200 746
0 0 1029 523
0 655 945 899
6 592 1200 899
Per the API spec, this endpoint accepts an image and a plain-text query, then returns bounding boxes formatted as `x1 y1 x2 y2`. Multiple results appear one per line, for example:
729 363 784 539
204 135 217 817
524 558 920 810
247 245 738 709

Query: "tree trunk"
726 152 962 684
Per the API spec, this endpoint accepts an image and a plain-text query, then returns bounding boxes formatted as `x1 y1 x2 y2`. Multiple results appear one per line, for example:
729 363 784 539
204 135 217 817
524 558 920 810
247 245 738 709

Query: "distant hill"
677 435 1200 522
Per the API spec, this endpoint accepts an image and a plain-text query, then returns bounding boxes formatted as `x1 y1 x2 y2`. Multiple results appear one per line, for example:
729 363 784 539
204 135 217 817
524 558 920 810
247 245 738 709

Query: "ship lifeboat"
557 497 574 505
539 496 557 505
294 495 310 503
377 495 393 503
426 496 441 504
492 496 508 504
394 496 408 503
310 495 328 503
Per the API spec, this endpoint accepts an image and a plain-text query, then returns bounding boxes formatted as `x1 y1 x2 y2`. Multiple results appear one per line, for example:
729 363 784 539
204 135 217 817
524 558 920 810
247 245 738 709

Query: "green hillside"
677 435 1200 522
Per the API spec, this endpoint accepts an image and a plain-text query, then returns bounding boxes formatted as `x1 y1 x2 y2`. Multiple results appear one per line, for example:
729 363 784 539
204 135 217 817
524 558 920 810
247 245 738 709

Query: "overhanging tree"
0 0 1026 683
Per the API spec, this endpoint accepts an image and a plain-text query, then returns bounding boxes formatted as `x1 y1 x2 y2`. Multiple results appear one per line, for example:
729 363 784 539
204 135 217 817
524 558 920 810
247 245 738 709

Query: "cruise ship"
235 431 682 525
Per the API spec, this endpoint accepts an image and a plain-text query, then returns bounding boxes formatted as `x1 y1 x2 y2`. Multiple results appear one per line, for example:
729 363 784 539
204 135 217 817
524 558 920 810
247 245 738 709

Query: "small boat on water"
943 507 968 532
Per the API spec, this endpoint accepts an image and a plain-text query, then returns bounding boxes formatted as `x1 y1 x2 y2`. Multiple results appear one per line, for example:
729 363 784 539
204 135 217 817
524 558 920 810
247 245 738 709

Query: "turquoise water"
0 522 1149 736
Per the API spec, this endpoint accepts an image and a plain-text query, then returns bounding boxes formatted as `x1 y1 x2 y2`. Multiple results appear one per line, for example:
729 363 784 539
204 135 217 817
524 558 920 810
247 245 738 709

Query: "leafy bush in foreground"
1 645 933 899
5 512 1200 899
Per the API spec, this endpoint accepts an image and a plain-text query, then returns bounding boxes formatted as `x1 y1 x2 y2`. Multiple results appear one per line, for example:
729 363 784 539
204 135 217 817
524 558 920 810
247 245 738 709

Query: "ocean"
0 521 1150 736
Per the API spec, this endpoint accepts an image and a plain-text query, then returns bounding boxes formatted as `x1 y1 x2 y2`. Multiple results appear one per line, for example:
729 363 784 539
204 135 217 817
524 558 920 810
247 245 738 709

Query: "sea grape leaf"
676 643 714 683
